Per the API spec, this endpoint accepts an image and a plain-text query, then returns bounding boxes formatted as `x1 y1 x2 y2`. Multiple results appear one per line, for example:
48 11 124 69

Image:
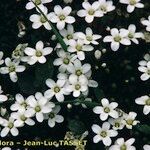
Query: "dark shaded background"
0 0 150 149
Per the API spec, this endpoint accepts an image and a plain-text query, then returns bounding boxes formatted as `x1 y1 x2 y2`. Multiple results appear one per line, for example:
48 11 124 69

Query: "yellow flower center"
35 106 41 112
100 131 107 138
8 122 14 129
88 9 95 15
54 86 60 93
104 107 110 113
120 144 127 150
35 0 41 5
86 36 93 41
20 115 27 121
75 70 82 76
49 112 55 119
145 99 150 106
63 58 70 64
75 84 81 90
100 5 107 12
76 45 82 51
36 50 42 57
115 122 120 128
13 49 22 57
40 15 47 23
114 35 121 42
21 102 27 108
128 32 134 39
9 65 16 72
129 0 136 5
59 15 66 21
67 34 73 40
147 69 150 75
126 119 133 125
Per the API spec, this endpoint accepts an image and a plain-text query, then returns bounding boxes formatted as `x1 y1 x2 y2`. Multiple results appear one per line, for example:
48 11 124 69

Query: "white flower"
0 51 4 65
98 0 115 15
26 92 55 122
53 49 77 73
123 112 139 129
135 95 150 115
143 144 150 150
10 94 28 112
11 43 29 62
119 0 144 13
26 0 52 10
138 53 150 81
59 25 76 45
93 98 119 121
108 117 125 130
49 5 75 30
44 105 64 128
11 109 35 126
0 117 22 137
24 41 53 65
77 1 102 23
68 39 93 60
109 138 136 150
44 79 67 102
75 27 101 45
65 75 88 97
67 59 98 89
92 122 118 146
103 28 131 51
67 59 92 80
0 58 25 82
0 86 8 103
30 7 52 30
127 24 144 44
141 16 150 32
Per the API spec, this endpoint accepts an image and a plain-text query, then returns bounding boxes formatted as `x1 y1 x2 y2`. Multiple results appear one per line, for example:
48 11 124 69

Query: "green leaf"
68 119 86 135
136 124 150 135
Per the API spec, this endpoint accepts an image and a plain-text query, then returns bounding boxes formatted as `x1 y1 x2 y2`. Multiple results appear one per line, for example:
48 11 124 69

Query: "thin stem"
31 0 68 52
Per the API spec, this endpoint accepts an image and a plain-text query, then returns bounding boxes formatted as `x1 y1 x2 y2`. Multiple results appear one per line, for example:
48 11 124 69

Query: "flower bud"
67 104 72 109
94 50 102 59
101 63 106 68
102 48 107 53
0 108 7 116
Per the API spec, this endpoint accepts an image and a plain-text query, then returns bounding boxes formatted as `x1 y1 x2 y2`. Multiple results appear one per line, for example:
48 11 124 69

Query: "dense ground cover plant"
0 0 149 149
